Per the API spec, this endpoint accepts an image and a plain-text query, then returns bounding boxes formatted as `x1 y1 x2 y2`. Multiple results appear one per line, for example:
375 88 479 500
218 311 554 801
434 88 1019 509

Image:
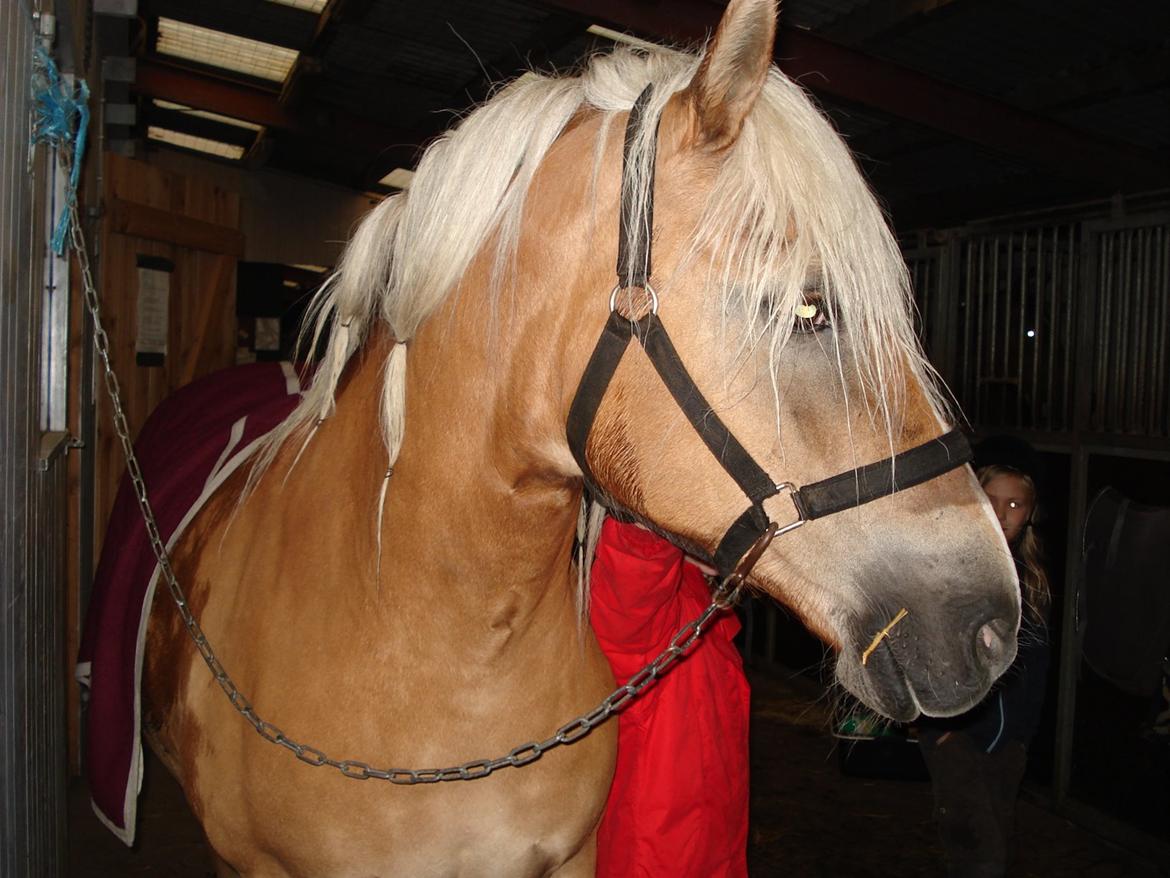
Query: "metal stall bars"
953 221 1080 434
905 237 955 385
0 1 71 874
1082 213 1170 439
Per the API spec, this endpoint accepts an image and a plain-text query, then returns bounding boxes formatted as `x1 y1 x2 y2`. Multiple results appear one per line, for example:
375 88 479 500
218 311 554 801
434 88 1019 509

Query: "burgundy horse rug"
76 361 302 843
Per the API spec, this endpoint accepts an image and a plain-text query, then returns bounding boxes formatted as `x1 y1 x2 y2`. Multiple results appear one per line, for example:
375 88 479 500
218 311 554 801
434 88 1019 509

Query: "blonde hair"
978 464 1050 625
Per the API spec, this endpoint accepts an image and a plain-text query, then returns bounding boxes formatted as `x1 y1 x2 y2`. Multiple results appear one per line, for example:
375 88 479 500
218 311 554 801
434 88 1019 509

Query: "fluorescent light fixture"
267 0 328 12
587 24 675 54
157 17 299 83
379 168 414 189
292 264 330 273
153 99 262 132
148 126 246 160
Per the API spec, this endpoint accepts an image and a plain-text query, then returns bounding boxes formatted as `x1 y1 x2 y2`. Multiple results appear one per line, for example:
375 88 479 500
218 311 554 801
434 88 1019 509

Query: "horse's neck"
316 311 583 636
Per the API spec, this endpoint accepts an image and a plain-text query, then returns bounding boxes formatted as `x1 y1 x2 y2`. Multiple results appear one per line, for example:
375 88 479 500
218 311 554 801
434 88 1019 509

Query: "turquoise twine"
31 44 90 255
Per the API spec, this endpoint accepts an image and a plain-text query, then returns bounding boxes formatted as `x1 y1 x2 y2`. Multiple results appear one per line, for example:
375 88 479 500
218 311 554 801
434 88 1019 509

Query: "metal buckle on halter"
714 518 781 608
608 282 659 316
773 482 808 537
713 486 805 608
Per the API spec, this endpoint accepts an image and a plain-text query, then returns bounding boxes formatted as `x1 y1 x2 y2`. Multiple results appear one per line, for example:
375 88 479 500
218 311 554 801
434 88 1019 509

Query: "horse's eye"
794 295 831 333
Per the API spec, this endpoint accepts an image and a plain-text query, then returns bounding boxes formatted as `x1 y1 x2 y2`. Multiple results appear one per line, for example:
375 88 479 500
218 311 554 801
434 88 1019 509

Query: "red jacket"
590 518 750 878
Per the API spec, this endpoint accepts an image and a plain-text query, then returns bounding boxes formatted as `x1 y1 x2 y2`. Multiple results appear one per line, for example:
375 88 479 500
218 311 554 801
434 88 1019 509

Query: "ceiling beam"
364 8 585 187
776 30 1169 190
136 60 298 130
245 129 277 171
818 0 965 47
135 60 425 164
1007 44 1170 113
453 16 586 110
278 0 379 110
146 0 318 49
146 106 258 148
536 0 1170 192
311 0 380 46
279 55 325 110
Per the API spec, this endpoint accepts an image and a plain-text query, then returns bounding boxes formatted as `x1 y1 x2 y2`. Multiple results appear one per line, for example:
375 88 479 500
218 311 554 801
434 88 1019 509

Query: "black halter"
567 85 972 579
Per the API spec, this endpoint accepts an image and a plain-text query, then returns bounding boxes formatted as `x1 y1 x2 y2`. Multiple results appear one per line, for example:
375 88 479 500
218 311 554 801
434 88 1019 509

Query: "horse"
139 0 1021 873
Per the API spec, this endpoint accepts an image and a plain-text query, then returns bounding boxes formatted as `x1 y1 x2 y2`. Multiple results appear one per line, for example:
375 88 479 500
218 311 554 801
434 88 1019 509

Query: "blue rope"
31 44 90 255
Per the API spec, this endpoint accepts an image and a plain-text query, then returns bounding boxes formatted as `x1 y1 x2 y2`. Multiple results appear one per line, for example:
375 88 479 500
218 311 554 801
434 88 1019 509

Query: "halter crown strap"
617 84 658 289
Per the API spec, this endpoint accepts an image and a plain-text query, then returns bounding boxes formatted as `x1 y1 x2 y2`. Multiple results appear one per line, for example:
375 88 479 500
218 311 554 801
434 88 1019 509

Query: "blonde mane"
256 44 944 486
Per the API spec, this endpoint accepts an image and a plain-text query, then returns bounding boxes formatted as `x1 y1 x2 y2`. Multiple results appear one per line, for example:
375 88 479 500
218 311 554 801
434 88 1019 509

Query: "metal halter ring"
608 282 659 317
772 482 808 537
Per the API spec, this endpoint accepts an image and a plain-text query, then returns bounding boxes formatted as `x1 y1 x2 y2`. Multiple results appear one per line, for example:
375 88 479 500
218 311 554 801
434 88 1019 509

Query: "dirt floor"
68 667 1168 877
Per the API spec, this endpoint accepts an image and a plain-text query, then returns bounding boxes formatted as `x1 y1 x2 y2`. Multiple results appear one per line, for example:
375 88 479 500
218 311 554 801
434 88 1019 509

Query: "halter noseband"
567 84 972 579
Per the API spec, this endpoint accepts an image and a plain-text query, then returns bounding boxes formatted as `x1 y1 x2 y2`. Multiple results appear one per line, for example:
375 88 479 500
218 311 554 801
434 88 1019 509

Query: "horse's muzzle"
836 590 1020 722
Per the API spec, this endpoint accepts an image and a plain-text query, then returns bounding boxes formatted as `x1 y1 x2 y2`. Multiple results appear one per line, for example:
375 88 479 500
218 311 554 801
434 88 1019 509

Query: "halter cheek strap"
567 84 973 579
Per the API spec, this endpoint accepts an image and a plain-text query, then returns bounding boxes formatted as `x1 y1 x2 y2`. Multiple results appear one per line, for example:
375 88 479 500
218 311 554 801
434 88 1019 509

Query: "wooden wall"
149 147 376 267
92 153 242 546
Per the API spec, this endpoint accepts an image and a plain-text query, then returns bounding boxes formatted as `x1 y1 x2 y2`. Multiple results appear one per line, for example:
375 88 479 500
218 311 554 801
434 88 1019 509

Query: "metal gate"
952 223 1080 432
930 211 1170 439
1082 214 1170 438
1 0 69 873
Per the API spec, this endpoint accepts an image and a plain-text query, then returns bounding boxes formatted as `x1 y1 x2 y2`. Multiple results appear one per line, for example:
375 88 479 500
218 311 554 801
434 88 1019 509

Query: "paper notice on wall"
135 256 174 367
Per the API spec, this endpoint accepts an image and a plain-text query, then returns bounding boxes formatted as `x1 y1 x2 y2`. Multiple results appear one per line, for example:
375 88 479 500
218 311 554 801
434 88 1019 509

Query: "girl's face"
982 472 1034 543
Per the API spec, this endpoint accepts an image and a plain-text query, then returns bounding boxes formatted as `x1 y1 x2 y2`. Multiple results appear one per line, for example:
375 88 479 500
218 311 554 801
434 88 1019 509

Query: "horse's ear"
684 0 777 151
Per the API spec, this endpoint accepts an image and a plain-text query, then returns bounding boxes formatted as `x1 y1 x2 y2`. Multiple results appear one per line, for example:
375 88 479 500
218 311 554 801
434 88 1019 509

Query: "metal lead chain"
69 197 747 784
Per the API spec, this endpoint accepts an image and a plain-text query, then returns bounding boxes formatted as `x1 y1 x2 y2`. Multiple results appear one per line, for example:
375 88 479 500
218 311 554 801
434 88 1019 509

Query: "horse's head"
541 0 1020 721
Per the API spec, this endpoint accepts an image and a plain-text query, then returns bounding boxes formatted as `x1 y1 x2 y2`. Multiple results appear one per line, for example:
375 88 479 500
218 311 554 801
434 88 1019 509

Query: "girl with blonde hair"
919 437 1053 878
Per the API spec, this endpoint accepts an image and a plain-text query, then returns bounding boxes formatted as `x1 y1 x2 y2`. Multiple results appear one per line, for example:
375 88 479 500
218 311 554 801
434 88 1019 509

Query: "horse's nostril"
975 617 1015 670
981 625 996 650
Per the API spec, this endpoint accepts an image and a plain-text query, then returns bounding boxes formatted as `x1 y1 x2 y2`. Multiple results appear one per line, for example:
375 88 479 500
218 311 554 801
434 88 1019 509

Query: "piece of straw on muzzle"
861 607 909 667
